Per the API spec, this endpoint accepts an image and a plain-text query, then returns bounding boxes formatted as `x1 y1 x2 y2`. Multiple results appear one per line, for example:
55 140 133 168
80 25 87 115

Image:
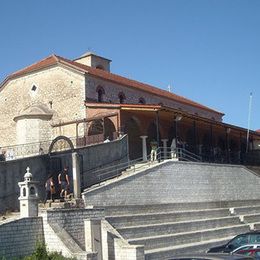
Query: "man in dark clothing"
58 167 70 199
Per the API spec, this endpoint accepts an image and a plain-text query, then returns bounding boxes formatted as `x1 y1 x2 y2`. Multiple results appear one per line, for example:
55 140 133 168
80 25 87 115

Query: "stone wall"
0 66 85 147
46 208 104 251
85 74 222 121
0 136 128 213
83 161 260 206
0 217 44 259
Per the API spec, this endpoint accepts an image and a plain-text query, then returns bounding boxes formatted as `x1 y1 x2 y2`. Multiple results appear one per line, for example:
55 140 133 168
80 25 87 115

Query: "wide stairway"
104 200 260 260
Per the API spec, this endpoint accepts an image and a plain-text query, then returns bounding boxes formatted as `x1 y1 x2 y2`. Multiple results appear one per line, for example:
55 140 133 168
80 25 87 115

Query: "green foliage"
18 242 75 260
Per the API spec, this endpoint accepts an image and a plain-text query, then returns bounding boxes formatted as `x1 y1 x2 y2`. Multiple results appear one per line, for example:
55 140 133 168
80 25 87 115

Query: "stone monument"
18 167 39 218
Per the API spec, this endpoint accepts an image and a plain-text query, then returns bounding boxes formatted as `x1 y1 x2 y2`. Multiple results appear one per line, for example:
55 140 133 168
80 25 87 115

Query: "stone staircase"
103 201 260 260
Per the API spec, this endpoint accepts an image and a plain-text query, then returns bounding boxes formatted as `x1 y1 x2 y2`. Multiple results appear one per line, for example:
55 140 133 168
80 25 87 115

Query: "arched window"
96 86 105 102
138 97 146 104
118 92 126 104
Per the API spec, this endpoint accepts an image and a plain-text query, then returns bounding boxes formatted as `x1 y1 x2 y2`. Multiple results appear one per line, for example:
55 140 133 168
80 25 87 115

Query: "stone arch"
124 117 142 160
88 119 103 136
104 118 116 140
48 135 74 154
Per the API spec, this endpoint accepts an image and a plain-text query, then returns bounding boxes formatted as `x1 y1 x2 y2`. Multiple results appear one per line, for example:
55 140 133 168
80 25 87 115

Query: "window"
96 86 105 102
31 85 37 91
118 92 126 104
138 97 146 104
96 65 104 70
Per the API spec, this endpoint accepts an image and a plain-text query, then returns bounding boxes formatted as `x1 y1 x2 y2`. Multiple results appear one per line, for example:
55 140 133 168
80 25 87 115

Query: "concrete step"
127 224 249 250
233 205 260 215
103 200 260 216
117 216 242 239
145 236 232 260
252 222 260 230
107 208 231 228
242 213 260 223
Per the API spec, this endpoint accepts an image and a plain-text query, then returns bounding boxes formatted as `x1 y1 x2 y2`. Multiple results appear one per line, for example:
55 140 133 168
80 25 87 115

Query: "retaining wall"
0 217 44 259
0 135 128 213
83 161 260 206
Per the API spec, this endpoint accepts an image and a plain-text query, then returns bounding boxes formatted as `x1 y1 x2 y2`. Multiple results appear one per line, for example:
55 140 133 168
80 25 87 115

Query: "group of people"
44 166 70 205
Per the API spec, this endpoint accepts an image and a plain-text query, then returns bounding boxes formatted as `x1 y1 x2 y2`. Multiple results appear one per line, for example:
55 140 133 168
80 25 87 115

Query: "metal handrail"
85 146 202 187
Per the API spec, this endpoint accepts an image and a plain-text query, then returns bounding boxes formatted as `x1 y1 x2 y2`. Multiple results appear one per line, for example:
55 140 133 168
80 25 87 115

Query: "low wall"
46 208 104 250
83 161 260 206
0 217 44 259
0 135 128 213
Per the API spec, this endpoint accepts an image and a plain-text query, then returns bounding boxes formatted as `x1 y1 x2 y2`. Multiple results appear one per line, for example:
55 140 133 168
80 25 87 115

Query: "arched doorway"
124 117 142 160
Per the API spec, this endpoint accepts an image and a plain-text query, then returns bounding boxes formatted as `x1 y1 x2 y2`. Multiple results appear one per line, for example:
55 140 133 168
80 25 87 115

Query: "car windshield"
228 235 249 248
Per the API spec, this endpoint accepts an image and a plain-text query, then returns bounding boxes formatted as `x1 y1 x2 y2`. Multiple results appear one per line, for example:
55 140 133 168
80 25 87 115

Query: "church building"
0 51 259 162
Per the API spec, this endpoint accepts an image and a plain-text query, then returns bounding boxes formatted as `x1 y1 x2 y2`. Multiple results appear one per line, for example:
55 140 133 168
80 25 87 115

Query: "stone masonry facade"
0 66 85 147
85 74 222 121
0 53 222 149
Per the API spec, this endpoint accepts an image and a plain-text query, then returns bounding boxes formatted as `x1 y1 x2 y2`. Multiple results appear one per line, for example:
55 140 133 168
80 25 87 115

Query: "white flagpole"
246 92 253 153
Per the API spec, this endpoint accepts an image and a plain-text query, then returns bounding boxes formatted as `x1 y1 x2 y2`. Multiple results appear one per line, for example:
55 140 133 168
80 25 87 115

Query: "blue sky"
0 0 259 130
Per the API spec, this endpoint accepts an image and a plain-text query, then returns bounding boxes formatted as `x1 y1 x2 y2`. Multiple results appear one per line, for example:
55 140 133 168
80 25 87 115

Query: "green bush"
20 242 75 260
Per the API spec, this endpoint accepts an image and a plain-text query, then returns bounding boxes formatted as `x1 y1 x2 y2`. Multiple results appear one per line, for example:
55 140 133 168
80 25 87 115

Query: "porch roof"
85 102 260 138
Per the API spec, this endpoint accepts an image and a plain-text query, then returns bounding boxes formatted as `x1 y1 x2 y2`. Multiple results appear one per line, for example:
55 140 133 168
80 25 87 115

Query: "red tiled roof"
1 54 224 115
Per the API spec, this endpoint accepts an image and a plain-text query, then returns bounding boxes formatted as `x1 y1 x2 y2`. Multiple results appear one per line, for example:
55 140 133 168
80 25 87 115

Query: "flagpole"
246 92 253 153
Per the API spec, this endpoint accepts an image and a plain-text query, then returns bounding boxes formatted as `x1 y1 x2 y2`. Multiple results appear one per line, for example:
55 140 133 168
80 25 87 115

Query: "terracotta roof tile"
2 54 224 116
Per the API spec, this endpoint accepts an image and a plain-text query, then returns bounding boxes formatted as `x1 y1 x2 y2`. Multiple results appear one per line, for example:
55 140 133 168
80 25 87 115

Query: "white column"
72 152 81 199
85 219 103 260
140 136 148 162
161 139 168 159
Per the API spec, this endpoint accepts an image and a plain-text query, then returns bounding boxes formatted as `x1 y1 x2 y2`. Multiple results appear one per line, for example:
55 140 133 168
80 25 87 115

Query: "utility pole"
246 92 253 153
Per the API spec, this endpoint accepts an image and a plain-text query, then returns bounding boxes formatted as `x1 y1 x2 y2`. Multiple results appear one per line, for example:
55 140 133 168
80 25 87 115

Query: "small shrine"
18 167 39 218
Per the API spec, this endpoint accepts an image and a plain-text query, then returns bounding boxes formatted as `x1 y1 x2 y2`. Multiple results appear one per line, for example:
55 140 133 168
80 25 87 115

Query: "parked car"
231 244 260 259
207 232 260 253
169 253 253 260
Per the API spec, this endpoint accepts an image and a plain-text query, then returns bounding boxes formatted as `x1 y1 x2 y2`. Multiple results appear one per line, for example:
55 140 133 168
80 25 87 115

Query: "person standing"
44 175 55 205
58 167 70 200
150 140 158 161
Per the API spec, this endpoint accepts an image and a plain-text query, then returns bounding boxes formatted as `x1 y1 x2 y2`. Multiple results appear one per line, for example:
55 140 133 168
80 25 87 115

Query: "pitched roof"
1 54 224 116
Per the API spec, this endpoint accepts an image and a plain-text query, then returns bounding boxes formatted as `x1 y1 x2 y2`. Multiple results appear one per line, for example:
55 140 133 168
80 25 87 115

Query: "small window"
96 86 105 102
139 97 146 104
31 85 37 91
118 92 126 104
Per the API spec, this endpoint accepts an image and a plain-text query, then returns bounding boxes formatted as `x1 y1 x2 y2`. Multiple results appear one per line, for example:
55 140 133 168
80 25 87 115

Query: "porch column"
156 111 160 148
72 152 81 199
161 139 168 159
140 136 148 162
